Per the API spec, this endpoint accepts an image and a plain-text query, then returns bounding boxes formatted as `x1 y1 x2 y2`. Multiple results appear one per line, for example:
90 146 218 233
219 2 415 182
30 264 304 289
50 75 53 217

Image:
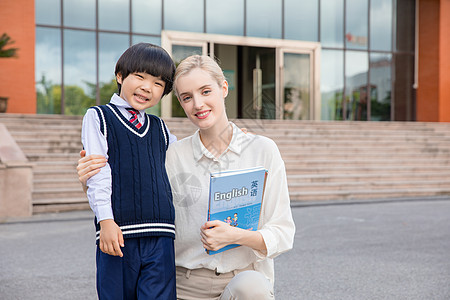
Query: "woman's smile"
195 110 211 119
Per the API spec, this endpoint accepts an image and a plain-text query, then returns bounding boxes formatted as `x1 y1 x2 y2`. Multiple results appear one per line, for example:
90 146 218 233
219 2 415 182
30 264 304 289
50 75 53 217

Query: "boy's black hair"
115 43 175 96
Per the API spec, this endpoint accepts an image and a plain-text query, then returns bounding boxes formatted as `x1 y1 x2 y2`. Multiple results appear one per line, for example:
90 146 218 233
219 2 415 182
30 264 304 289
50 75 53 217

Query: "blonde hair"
173 55 225 97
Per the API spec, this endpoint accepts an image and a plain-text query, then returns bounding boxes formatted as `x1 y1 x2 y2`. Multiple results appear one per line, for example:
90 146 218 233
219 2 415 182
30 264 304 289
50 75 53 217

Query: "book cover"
206 166 268 255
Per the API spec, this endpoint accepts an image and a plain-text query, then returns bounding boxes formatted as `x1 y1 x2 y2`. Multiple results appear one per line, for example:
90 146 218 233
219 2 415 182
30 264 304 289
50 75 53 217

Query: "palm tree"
0 33 18 57
0 33 18 112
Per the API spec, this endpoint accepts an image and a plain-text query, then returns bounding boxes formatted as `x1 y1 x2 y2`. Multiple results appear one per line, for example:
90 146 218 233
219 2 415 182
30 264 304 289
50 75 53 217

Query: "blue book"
206 166 268 255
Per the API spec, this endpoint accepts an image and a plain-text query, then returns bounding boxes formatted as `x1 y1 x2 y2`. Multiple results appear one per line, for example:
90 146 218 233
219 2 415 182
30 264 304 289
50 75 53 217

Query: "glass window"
99 33 129 105
345 0 368 50
246 0 281 39
284 0 318 42
36 0 60 26
63 0 95 29
171 45 204 117
345 51 368 121
99 0 129 32
63 29 96 115
370 53 392 121
321 49 344 120
36 27 62 114
283 53 311 120
132 35 161 46
206 0 244 36
370 0 392 51
320 0 344 48
172 45 203 63
393 54 415 120
132 0 161 35
396 0 415 53
164 0 204 33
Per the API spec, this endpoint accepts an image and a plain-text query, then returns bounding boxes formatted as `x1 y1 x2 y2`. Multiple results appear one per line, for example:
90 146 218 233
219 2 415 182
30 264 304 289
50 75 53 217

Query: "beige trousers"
176 265 274 300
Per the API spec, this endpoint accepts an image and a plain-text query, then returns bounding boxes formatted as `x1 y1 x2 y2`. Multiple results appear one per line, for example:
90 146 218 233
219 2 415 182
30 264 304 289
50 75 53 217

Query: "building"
0 0 449 122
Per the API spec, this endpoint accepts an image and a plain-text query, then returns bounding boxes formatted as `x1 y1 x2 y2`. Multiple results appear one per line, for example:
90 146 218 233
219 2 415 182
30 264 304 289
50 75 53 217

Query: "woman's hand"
200 220 239 252
77 150 107 190
200 220 267 254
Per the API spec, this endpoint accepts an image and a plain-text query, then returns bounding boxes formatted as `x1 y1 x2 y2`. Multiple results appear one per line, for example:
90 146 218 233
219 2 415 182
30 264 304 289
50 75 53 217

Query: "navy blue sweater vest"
92 104 175 241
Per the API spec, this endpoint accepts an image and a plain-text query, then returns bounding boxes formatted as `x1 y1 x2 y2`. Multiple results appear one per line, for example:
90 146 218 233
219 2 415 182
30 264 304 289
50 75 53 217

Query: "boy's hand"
99 219 124 257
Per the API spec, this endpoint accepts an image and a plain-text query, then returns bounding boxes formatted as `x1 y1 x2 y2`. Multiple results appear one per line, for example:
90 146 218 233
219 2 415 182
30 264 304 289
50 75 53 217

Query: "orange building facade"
0 0 36 114
0 0 449 122
417 0 450 122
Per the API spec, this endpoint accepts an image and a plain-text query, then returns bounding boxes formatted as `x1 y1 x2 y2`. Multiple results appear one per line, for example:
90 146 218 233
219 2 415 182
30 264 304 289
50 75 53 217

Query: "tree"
0 33 18 112
0 33 18 58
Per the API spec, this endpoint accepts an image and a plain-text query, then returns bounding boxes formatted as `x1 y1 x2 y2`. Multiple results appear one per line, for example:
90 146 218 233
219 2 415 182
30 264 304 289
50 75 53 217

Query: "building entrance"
162 31 320 120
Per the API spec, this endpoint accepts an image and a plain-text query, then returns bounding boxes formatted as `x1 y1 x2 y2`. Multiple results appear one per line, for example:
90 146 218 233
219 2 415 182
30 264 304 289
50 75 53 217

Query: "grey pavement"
1 196 450 300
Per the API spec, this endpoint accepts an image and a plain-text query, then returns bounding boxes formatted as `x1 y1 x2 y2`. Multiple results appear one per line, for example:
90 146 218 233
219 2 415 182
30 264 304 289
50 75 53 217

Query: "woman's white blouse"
165 122 295 284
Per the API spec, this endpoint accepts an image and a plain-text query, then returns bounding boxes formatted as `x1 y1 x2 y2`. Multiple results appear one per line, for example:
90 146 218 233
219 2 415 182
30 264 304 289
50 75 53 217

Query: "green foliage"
99 79 119 105
64 85 95 115
371 91 391 121
36 74 95 115
37 75 60 114
0 33 18 58
172 93 186 117
36 75 168 116
85 78 119 106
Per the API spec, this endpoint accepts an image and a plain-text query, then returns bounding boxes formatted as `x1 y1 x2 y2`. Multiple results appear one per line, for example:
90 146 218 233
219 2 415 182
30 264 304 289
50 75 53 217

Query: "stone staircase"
1 113 450 214
0 114 86 213
236 120 450 202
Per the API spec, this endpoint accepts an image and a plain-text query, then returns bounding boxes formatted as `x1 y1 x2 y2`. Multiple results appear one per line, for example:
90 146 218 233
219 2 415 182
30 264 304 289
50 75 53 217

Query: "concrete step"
33 169 79 181
280 152 450 160
283 158 450 167
27 152 82 162
33 187 86 200
285 165 450 175
9 131 82 140
18 145 83 154
290 187 450 201
34 178 82 189
3 113 450 130
32 161 78 171
287 171 450 183
13 129 450 143
287 179 450 192
3 114 450 213
277 146 450 154
33 200 90 214
15 139 82 148
274 140 450 148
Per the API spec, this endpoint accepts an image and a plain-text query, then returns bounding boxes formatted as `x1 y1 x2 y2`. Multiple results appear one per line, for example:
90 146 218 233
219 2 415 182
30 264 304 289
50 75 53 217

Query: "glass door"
235 46 276 120
170 43 207 117
278 49 316 120
162 31 321 120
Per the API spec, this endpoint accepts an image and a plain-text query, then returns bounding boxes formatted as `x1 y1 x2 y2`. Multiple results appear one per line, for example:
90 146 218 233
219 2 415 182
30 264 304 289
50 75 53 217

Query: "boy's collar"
110 94 144 113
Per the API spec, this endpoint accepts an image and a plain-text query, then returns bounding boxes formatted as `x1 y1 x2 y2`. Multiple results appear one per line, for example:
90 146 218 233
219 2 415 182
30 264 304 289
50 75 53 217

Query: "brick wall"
417 0 450 122
0 1 36 114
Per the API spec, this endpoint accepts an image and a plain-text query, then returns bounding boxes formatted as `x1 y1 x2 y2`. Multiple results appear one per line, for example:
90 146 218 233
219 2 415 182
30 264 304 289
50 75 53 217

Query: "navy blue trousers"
96 236 176 300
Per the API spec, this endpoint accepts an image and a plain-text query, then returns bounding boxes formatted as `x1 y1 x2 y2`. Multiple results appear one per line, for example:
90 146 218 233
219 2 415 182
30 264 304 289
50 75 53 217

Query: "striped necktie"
126 108 142 129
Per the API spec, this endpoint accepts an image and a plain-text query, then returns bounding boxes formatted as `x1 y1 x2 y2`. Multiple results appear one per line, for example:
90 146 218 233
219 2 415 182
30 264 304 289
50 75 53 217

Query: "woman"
78 55 295 300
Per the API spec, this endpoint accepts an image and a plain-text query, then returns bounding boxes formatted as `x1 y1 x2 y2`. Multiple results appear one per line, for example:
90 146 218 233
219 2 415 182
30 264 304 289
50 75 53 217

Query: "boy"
81 43 177 299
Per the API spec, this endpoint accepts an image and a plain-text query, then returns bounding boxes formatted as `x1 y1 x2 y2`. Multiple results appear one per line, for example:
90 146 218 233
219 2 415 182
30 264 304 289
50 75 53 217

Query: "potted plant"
0 33 18 113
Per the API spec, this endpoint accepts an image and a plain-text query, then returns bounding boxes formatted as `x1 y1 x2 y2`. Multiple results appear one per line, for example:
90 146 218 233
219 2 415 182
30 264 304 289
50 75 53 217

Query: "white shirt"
165 122 295 284
81 93 177 221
